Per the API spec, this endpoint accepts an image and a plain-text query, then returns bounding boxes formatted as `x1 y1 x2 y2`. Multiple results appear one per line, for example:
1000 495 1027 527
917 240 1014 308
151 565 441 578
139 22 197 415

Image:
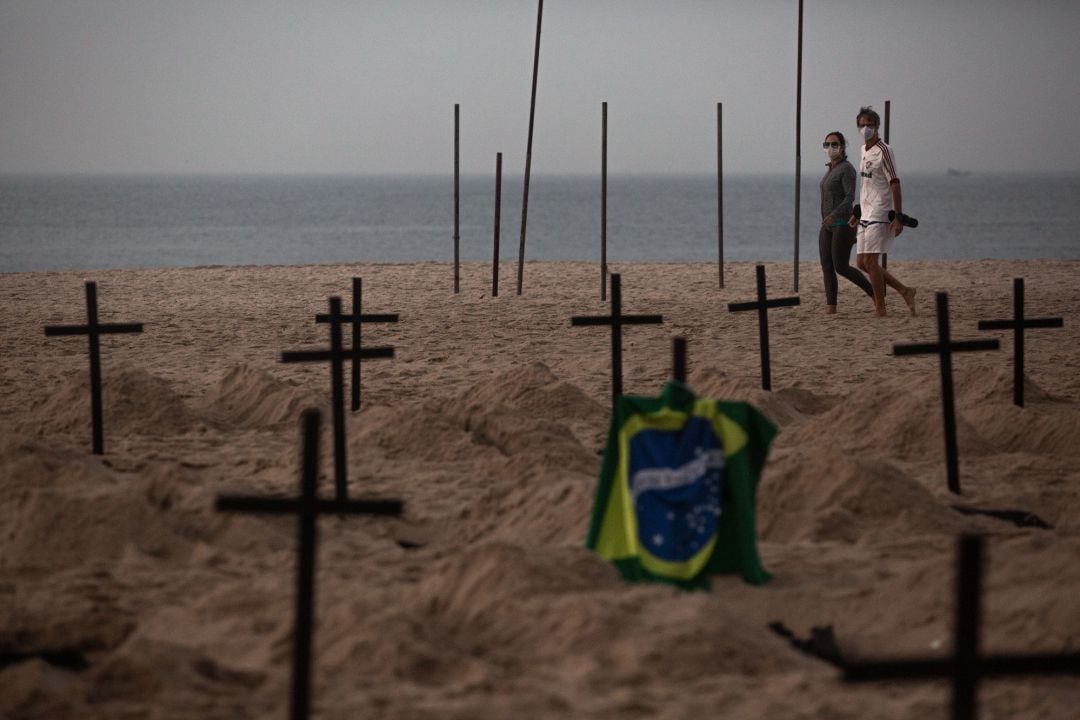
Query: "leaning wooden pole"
601 100 608 301
516 0 544 295
453 103 461 294
793 0 804 293
717 101 725 289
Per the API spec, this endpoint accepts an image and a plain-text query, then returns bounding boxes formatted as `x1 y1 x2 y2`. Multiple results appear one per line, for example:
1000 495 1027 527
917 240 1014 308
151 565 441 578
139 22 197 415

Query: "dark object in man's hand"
888 210 919 228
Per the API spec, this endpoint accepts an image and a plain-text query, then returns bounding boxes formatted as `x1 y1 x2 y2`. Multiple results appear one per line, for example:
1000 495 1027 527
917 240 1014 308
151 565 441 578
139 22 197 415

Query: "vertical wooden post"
953 535 982 720
756 266 773 391
454 104 460 294
938 294 961 494
673 337 687 383
516 0 544 295
717 101 724 289
610 274 623 402
493 153 502 297
793 0 804 293
601 101 608 301
350 277 362 412
327 297 348 502
290 410 319 720
85 282 105 455
1012 278 1024 407
883 99 890 276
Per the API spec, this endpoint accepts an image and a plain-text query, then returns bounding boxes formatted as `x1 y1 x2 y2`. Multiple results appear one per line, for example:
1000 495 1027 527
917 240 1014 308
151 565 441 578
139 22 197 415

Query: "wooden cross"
43 281 143 455
571 273 663 405
727 264 800 391
894 292 999 494
977 278 1063 407
844 534 1080 720
314 278 398 412
672 336 688 383
286 296 394 502
216 409 402 720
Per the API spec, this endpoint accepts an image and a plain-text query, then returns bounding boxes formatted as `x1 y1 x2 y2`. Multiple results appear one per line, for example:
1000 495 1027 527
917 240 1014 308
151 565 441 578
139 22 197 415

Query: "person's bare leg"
883 270 917 315
863 254 887 316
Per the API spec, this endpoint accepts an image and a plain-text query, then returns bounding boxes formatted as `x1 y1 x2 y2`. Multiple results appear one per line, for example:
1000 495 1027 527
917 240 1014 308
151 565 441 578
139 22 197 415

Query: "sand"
1 259 1078 719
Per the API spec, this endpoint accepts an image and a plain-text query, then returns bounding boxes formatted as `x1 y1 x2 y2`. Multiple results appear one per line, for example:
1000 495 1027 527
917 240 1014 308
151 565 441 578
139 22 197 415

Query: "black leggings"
818 224 873 305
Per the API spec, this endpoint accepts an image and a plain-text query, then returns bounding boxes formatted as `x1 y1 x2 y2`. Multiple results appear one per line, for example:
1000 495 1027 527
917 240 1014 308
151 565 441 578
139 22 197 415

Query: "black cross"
672 337 688 383
284 296 394 502
977 278 1063 408
216 409 402 720
43 281 143 455
844 534 1080 720
894 292 998 494
727 264 800 391
571 273 663 405
314 278 399 411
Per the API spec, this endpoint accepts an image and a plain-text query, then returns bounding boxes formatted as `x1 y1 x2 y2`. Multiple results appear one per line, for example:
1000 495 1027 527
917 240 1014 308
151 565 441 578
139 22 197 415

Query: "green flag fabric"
585 381 777 589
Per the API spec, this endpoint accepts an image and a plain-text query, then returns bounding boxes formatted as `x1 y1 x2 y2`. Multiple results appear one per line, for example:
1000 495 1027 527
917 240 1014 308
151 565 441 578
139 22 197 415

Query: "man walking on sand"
849 106 917 317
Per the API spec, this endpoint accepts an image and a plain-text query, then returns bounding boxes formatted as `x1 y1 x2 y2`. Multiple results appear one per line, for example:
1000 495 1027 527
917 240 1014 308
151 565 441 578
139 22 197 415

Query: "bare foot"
902 287 917 316
825 305 837 315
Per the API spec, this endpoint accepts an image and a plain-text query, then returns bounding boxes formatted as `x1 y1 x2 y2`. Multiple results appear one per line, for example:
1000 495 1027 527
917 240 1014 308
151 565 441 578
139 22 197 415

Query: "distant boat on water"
946 168 971 177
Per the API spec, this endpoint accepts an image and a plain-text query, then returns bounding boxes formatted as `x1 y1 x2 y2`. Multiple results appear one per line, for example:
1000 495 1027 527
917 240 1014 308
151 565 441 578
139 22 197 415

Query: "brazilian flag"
586 380 776 589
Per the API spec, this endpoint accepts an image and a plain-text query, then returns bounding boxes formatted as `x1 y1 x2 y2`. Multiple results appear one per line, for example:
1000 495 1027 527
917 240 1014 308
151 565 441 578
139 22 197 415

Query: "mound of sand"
964 403 1080 457
456 468 596 546
0 563 137 659
200 364 326 429
353 362 600 474
324 542 803 690
783 373 995 458
80 605 269 707
1 462 198 571
349 400 505 464
0 434 236 573
692 367 837 428
953 365 1050 404
24 365 198 438
455 361 608 426
758 446 992 544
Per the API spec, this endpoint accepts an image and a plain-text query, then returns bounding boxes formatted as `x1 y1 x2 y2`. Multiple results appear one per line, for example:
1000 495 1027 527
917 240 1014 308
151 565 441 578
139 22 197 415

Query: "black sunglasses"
822 141 841 149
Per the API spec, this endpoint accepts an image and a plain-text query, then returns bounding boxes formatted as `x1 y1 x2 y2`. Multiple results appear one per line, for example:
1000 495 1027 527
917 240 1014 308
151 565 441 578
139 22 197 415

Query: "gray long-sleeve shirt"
820 159 856 221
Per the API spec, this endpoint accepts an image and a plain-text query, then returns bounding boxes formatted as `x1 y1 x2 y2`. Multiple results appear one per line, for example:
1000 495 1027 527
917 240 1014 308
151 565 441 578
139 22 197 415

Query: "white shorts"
856 221 894 255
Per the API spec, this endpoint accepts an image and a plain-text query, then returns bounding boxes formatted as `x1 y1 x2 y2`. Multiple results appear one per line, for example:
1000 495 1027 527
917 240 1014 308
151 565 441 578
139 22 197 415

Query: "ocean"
1 173 1078 273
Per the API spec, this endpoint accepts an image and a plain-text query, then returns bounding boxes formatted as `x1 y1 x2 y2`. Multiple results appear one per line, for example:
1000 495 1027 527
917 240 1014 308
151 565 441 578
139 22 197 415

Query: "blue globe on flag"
629 417 725 564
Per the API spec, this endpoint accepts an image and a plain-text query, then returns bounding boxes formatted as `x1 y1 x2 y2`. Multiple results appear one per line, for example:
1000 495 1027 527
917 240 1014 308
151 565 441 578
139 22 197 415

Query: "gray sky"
2 0 1078 176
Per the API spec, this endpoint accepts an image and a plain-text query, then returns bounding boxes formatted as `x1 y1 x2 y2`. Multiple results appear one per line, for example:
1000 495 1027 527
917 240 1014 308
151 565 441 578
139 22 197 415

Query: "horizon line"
3 169 1076 179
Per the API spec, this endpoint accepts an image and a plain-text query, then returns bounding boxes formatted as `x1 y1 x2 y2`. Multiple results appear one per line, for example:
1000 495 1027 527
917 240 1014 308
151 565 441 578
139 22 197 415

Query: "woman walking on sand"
818 131 874 314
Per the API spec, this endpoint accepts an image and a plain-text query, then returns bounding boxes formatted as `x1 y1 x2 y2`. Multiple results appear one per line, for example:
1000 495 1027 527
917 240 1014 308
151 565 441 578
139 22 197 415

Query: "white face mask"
860 125 876 142
826 146 843 160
